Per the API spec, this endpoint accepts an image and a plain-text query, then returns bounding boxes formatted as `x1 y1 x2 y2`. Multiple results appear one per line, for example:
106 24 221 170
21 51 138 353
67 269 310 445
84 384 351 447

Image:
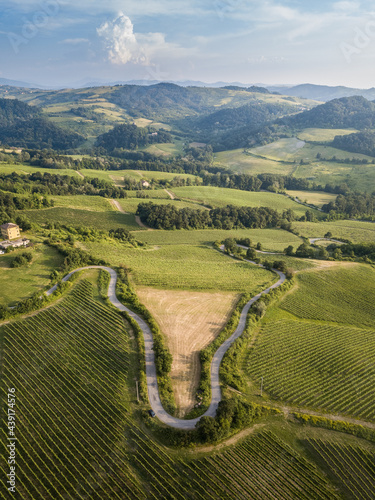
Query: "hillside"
0 98 84 150
332 130 375 157
283 96 375 129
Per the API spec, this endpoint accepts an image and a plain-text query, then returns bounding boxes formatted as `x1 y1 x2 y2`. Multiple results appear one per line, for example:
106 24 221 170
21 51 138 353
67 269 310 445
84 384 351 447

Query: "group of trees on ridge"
136 202 296 230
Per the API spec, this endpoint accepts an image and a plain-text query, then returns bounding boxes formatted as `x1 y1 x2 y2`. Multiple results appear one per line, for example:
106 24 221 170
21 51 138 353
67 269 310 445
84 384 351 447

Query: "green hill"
0 98 84 150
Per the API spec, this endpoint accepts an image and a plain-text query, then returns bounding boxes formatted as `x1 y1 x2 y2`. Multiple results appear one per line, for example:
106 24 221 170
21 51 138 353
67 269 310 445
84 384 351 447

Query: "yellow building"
1 223 21 240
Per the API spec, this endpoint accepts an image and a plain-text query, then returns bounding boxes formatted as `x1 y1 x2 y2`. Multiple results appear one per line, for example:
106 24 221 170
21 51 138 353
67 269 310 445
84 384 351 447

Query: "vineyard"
0 275 342 499
0 279 145 499
280 265 375 329
82 242 275 292
20 206 140 231
247 318 375 420
170 185 317 217
134 227 302 251
185 431 337 499
306 439 375 499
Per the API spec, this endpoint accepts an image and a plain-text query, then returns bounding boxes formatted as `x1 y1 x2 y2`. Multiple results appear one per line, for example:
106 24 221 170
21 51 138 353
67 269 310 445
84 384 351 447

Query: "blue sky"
1 0 375 87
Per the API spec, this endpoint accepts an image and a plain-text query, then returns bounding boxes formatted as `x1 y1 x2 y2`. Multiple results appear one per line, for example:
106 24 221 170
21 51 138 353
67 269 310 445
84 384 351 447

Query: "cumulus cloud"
97 13 142 64
97 12 193 68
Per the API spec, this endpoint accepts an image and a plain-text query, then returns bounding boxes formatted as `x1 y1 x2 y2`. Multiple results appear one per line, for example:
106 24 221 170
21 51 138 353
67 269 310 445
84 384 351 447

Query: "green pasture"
0 162 79 177
297 128 358 142
0 243 62 306
214 148 296 175
286 190 337 207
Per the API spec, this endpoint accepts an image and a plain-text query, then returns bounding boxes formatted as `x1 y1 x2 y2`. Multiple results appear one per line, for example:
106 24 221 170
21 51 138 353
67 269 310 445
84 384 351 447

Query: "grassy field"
19 207 140 231
251 138 306 161
214 148 296 175
0 243 62 306
293 220 375 243
171 186 321 217
136 287 239 416
297 128 358 142
286 190 337 207
0 162 80 177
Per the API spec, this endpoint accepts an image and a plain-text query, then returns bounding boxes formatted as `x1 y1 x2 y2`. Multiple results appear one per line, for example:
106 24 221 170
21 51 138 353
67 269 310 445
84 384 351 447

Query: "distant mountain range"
1 77 375 102
266 84 375 102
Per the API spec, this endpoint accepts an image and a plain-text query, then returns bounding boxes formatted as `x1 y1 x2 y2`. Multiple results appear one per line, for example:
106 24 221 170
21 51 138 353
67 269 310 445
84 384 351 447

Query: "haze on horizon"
1 0 375 89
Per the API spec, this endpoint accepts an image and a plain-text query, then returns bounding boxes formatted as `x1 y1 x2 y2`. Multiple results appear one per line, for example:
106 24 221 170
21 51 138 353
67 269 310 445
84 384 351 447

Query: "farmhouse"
141 180 151 188
1 222 21 240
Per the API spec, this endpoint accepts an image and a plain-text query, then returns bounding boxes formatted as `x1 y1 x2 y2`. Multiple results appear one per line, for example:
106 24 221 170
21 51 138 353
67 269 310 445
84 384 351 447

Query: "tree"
256 242 262 250
196 417 220 442
253 300 266 318
324 231 333 239
284 245 294 256
246 248 257 260
223 238 237 254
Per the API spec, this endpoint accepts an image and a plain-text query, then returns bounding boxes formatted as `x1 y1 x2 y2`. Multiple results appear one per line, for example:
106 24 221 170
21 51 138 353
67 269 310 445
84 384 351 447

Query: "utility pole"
260 376 264 397
135 379 139 402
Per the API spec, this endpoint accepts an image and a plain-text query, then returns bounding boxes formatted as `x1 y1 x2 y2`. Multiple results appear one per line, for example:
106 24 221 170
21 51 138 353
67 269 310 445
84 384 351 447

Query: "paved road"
46 261 286 430
309 237 344 245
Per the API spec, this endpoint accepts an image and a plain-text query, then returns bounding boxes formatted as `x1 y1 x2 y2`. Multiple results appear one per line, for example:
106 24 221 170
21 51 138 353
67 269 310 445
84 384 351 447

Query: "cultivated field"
19 207 140 231
306 439 375 499
247 317 375 420
136 287 239 416
171 186 320 217
134 227 303 252
81 242 275 292
280 265 375 328
51 195 116 212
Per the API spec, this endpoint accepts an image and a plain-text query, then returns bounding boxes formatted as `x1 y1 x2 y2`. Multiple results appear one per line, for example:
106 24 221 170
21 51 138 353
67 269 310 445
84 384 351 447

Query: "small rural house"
1 223 21 240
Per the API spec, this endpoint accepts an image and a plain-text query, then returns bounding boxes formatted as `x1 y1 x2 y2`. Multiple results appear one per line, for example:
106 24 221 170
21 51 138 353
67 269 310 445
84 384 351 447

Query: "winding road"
46 260 286 430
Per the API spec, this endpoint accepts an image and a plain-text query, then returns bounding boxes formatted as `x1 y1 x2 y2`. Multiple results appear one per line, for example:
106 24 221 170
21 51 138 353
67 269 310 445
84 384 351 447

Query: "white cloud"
97 13 141 64
97 12 192 67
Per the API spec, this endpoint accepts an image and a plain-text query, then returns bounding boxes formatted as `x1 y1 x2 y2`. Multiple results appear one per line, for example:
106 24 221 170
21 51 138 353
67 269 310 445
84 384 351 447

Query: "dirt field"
136 287 239 416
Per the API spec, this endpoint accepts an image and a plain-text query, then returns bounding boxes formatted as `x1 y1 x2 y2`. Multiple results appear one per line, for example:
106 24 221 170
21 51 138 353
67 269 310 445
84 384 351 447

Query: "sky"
1 0 375 88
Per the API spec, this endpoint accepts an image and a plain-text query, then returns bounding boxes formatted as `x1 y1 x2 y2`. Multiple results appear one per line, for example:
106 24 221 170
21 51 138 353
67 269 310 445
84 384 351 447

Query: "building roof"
0 223 18 230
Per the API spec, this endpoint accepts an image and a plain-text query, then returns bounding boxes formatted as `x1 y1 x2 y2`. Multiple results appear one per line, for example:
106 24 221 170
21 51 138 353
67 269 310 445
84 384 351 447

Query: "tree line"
136 202 292 230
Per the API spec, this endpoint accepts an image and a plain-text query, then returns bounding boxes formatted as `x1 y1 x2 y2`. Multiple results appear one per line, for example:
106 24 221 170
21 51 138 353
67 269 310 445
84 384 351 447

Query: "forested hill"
186 102 296 134
332 130 375 157
0 98 84 150
282 96 375 129
0 98 39 126
96 123 172 152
